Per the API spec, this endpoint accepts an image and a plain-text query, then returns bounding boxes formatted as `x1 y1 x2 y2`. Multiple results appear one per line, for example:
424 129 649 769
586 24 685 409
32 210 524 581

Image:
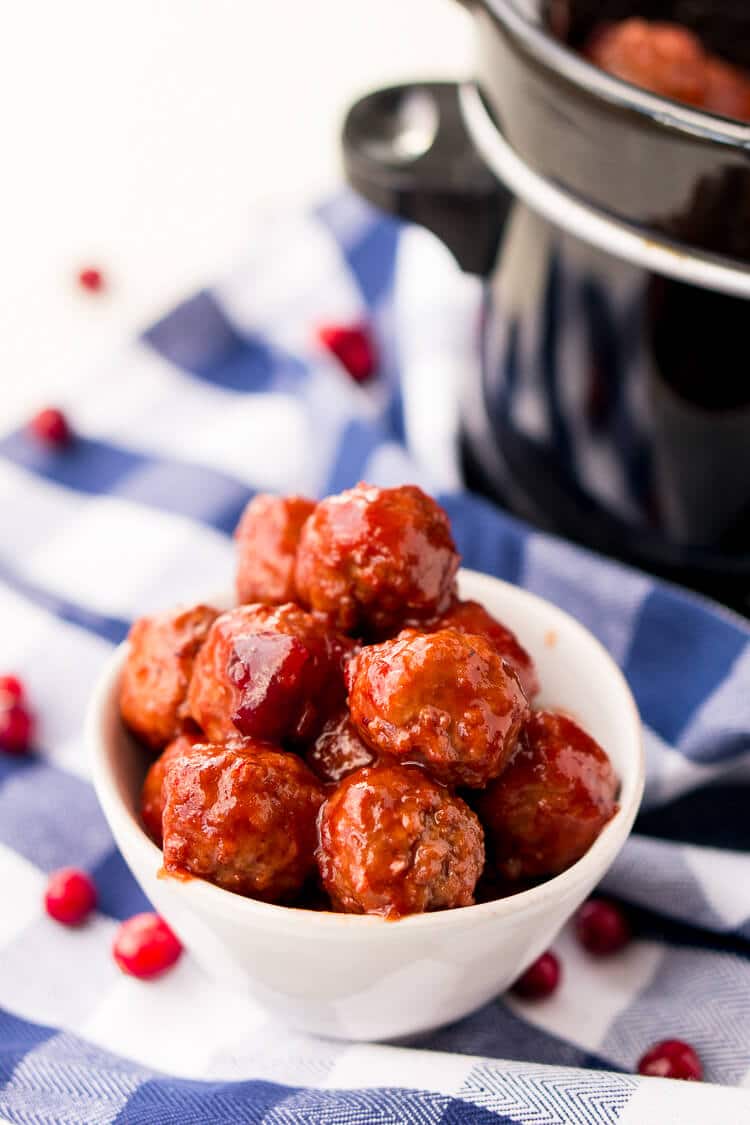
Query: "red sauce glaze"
294 483 459 636
304 710 375 784
140 732 203 845
348 628 530 789
120 605 219 751
423 599 539 699
235 494 315 606
162 742 325 902
317 763 485 918
188 603 351 745
585 19 750 122
477 711 619 881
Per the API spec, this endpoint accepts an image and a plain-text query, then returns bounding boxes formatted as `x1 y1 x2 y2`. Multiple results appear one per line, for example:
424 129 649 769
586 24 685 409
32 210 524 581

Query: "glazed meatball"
425 599 539 698
188 603 350 745
349 628 530 788
162 742 325 902
317 763 485 918
140 732 202 845
120 605 219 751
477 711 619 882
704 57 750 122
586 19 709 106
294 482 459 636
586 19 750 122
304 710 375 784
235 493 315 605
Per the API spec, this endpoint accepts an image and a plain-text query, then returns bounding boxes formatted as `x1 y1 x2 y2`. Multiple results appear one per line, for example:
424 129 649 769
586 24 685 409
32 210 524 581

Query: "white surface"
89 569 644 1041
0 0 472 429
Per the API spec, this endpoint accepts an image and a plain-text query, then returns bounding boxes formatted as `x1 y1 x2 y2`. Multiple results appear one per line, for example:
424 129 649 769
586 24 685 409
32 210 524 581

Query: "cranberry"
78 266 105 293
318 323 377 383
113 913 182 980
575 898 630 955
0 704 34 754
29 407 73 448
0 675 24 703
638 1039 703 1082
230 631 320 742
511 951 561 999
44 868 97 926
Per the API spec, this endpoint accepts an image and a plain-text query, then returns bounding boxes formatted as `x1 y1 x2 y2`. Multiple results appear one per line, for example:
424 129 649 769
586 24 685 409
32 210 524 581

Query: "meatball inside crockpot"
585 18 750 122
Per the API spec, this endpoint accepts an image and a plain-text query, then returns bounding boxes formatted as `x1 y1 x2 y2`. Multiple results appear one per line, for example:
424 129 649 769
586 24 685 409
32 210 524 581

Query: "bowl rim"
88 567 645 936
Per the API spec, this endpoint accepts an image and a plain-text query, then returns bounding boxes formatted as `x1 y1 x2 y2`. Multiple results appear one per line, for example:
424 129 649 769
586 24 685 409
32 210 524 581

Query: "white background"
0 0 472 428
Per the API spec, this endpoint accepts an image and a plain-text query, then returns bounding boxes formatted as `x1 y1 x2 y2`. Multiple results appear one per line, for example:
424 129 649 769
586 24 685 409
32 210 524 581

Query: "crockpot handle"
342 82 512 276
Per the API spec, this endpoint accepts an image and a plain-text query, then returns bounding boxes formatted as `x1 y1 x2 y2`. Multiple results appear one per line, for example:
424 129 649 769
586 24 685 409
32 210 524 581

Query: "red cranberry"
575 898 630 955
0 704 34 754
45 868 97 926
113 913 182 979
229 631 334 743
29 408 73 448
511 951 561 999
318 323 377 383
0 676 24 703
638 1039 703 1082
78 266 105 293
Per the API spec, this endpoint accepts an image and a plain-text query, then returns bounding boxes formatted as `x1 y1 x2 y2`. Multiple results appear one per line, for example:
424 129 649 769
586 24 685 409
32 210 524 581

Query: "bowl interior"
91 568 644 929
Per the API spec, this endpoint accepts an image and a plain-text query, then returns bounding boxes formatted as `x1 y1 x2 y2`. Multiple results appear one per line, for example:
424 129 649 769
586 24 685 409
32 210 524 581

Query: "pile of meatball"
585 19 750 122
120 483 618 919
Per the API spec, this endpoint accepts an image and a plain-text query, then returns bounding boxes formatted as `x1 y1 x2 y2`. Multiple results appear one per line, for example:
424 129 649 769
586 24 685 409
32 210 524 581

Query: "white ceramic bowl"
89 568 644 1042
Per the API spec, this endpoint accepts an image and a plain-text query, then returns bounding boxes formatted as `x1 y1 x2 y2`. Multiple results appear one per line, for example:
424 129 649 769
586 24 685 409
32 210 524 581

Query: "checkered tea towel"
1 192 749 1123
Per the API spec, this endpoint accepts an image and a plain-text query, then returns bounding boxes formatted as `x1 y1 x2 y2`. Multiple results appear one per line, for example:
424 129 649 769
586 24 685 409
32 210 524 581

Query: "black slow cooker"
343 0 750 612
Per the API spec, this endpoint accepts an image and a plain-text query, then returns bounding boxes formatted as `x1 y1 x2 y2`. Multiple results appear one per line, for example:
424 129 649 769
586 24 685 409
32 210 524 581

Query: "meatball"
235 493 315 605
188 603 350 745
586 19 750 122
304 710 375 784
477 711 619 882
586 19 709 107
294 482 459 636
162 742 325 902
349 628 530 788
120 605 219 751
704 58 750 122
425 599 539 698
140 732 202 845
317 763 484 918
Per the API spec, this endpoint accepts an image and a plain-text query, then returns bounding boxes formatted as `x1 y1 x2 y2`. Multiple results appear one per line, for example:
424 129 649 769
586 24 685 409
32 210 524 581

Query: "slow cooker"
343 0 750 611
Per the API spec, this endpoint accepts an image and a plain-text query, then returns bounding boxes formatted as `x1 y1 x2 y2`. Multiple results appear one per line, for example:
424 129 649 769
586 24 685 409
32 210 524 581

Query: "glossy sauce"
305 710 375 784
188 602 349 745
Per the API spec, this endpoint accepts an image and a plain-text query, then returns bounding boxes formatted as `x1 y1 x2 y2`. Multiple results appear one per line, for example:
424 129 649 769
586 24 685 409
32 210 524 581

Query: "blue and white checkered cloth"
1 192 750 1123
